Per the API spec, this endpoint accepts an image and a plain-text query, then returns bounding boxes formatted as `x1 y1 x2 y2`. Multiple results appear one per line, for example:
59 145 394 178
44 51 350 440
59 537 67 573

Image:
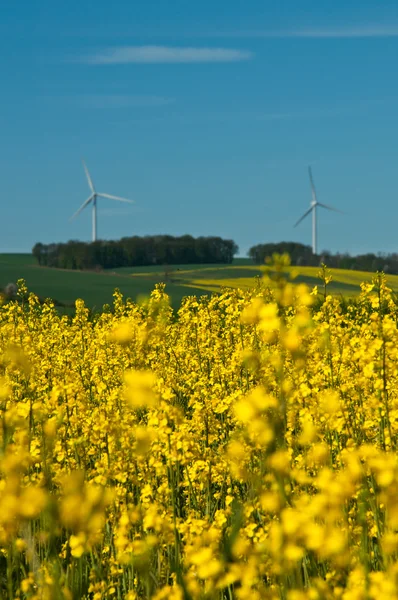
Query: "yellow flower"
257 302 280 342
18 486 47 519
0 377 10 401
281 329 302 353
260 492 280 513
190 546 212 566
268 450 291 474
234 398 256 423
381 531 398 556
319 390 341 417
124 370 158 409
43 418 58 439
69 532 87 558
108 321 134 345
134 426 155 456
284 543 304 562
15 538 26 552
227 440 246 461
2 271 398 597
240 298 264 325
322 529 346 556
190 547 222 579
298 416 318 445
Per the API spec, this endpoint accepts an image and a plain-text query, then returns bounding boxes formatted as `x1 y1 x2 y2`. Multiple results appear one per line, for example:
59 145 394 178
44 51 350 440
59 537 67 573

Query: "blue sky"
1 0 398 257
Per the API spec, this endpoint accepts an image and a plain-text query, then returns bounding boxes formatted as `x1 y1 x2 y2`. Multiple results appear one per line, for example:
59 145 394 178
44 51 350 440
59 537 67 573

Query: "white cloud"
211 25 398 39
81 45 253 64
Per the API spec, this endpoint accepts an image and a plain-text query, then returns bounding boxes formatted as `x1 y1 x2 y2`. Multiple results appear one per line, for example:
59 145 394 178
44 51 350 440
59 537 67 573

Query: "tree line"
32 235 239 270
248 242 398 274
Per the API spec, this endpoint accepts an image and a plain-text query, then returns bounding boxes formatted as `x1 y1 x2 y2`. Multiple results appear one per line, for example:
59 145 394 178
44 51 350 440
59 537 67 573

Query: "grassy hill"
0 254 211 311
1 254 397 311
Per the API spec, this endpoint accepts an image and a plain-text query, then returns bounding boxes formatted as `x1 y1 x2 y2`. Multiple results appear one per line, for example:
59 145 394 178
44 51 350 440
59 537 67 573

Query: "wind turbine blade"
97 192 134 204
82 159 95 193
317 202 344 214
70 195 94 221
294 206 313 228
308 166 317 202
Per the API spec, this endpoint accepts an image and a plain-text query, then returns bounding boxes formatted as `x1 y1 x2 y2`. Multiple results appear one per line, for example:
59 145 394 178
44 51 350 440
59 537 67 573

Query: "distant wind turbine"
294 166 343 255
70 160 134 242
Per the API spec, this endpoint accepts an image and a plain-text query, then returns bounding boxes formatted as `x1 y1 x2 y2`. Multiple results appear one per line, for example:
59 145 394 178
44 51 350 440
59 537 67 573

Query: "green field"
0 254 212 311
1 254 397 311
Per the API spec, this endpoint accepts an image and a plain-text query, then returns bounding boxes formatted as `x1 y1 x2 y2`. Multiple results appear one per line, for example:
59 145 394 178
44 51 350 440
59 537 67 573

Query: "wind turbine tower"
70 160 134 242
294 166 342 255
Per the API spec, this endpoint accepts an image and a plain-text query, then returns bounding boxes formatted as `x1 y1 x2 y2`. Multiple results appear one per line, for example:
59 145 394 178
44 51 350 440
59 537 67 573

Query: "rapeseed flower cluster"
2 261 398 598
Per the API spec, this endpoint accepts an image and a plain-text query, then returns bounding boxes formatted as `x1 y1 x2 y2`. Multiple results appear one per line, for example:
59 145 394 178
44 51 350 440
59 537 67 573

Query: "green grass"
0 253 35 266
1 255 398 312
113 258 253 275
0 256 212 311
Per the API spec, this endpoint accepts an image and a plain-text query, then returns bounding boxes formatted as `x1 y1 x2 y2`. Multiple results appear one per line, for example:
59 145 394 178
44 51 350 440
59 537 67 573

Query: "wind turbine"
70 160 134 242
294 166 342 255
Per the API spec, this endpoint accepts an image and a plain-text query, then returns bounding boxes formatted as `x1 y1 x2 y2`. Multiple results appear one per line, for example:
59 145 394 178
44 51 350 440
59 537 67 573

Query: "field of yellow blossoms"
2 256 398 599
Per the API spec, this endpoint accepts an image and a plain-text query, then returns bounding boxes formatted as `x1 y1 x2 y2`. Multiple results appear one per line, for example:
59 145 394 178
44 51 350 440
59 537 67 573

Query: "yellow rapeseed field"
2 255 398 599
